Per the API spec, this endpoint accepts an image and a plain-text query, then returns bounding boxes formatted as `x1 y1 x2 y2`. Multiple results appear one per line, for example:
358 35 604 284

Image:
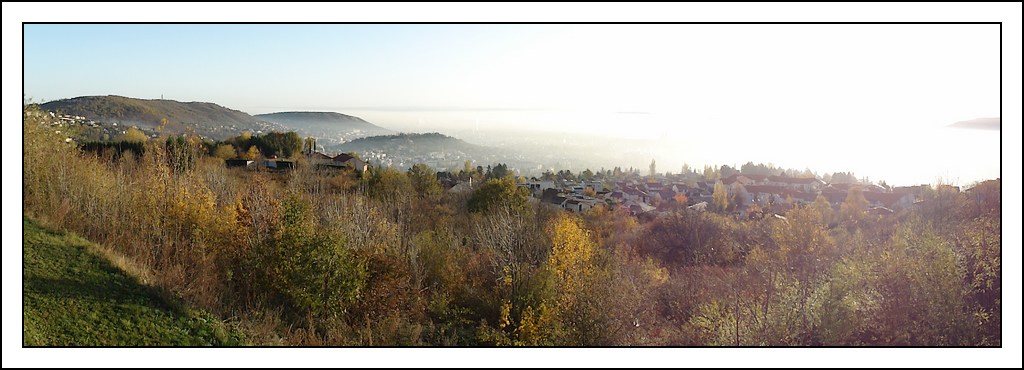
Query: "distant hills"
336 132 486 155
334 132 508 170
254 111 393 145
40 95 285 140
37 96 392 143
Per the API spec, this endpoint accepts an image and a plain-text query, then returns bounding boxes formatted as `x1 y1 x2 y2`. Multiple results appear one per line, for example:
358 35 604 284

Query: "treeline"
22 104 1000 346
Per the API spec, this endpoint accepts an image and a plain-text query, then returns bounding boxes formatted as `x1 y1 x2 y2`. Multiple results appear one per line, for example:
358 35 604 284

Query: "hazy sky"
23 23 1002 185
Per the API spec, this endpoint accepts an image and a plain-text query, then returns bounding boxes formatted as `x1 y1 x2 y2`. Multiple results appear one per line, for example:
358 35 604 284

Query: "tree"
408 163 442 200
581 168 594 181
810 195 835 226
242 145 261 160
840 186 868 226
546 213 604 344
582 187 597 198
303 136 317 154
873 219 973 345
468 177 530 214
712 181 729 212
674 192 689 205
253 131 303 158
368 167 414 222
703 165 719 181
649 159 657 178
114 127 148 143
462 160 475 179
270 195 366 326
212 144 236 160
771 206 836 337
490 163 510 180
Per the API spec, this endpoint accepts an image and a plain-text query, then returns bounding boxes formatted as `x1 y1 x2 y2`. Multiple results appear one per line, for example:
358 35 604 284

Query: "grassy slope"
22 217 247 346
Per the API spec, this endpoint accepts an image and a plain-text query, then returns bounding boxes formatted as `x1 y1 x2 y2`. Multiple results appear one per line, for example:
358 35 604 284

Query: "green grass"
22 217 247 346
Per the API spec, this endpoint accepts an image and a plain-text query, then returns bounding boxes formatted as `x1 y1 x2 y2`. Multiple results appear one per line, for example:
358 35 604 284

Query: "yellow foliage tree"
213 144 237 160
114 127 148 143
712 180 729 212
242 145 261 161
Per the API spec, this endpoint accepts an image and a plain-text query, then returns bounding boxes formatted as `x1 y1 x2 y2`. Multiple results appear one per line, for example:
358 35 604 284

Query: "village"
512 171 947 219
287 145 954 221
44 108 965 222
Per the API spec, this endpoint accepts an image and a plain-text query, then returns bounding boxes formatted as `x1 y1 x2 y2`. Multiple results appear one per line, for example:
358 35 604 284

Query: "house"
264 159 294 170
522 180 556 197
307 151 333 163
743 184 795 206
720 174 768 187
226 159 255 168
766 175 825 192
622 187 651 204
331 153 368 174
863 191 915 210
447 181 474 194
562 198 584 213
621 200 656 216
654 188 680 204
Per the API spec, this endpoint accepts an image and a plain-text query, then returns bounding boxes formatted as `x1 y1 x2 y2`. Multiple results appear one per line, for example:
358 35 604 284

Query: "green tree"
581 168 594 181
771 206 836 338
408 163 442 200
872 219 974 345
368 167 414 223
270 195 366 326
468 177 530 214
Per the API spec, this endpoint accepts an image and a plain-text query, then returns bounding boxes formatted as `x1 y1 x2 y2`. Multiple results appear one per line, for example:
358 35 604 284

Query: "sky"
4 4 1022 367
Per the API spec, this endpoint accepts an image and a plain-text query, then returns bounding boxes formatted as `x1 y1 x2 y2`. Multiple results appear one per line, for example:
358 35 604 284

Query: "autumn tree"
712 180 729 212
840 185 868 226
241 145 261 160
810 195 835 226
673 192 689 206
114 127 148 143
212 143 236 160
703 165 719 181
546 213 602 345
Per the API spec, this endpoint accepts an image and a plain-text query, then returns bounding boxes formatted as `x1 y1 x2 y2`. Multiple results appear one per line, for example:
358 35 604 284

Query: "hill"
254 111 393 145
40 95 286 140
22 217 247 346
334 132 512 170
